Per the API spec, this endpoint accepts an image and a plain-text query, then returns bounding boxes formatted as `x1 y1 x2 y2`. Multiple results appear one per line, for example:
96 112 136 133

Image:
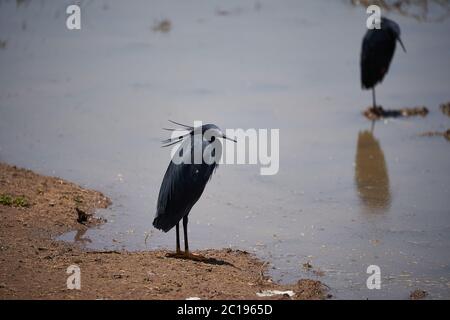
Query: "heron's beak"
398 37 406 53
222 134 237 143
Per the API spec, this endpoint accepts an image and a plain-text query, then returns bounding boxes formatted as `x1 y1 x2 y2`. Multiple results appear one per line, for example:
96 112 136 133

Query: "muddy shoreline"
0 162 326 300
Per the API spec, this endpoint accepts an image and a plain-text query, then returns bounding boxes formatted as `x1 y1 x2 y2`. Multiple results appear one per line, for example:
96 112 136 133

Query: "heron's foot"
165 251 209 262
184 252 209 262
165 251 184 258
369 105 384 115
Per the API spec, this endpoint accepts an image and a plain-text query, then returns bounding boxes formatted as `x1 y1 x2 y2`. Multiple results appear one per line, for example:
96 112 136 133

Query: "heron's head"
382 17 406 53
201 124 237 144
161 120 236 148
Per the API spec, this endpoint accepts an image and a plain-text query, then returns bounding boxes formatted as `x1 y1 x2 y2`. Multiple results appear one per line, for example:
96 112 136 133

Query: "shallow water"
1 0 450 299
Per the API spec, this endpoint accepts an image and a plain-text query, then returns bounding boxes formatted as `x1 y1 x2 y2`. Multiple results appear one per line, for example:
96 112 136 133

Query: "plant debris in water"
419 129 450 142
363 106 429 120
441 101 450 117
410 289 428 300
152 19 171 33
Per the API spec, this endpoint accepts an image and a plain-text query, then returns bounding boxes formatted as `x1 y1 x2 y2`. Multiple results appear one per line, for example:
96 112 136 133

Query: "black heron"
361 17 406 111
153 121 236 260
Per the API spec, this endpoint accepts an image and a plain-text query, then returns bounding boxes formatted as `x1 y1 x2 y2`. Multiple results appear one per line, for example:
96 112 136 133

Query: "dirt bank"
0 163 327 300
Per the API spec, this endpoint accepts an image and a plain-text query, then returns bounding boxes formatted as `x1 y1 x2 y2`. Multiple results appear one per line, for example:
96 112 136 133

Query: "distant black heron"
153 121 236 260
361 17 406 111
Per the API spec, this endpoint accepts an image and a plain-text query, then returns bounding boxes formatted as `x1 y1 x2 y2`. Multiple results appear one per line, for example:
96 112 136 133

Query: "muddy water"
1 0 450 299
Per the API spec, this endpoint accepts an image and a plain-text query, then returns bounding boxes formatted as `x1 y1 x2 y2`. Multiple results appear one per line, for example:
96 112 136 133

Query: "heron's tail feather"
152 215 174 233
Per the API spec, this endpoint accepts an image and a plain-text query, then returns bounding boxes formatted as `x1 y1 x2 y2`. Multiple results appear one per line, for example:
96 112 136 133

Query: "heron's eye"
209 136 216 143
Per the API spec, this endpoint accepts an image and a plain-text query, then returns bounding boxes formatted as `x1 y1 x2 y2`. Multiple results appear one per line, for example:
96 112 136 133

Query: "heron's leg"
183 215 189 254
372 87 377 109
181 215 208 261
165 223 183 258
168 216 208 262
176 222 181 254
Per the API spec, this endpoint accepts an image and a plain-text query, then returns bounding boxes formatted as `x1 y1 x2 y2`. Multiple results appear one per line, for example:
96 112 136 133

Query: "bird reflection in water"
354 130 391 213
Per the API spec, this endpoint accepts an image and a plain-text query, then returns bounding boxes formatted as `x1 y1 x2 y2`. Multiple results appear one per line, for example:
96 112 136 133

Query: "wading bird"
361 17 406 111
153 121 236 260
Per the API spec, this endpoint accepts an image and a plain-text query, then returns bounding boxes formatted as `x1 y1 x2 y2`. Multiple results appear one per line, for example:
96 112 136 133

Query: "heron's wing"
360 28 396 88
153 145 217 232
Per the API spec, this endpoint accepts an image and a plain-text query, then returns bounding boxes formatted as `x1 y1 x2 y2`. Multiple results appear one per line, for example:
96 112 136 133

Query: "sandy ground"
0 162 327 300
